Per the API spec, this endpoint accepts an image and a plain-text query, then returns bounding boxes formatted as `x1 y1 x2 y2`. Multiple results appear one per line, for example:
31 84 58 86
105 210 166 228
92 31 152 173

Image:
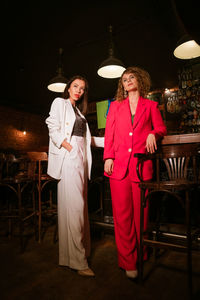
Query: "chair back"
4 154 20 179
26 152 48 161
158 143 199 183
26 152 48 180
135 143 200 185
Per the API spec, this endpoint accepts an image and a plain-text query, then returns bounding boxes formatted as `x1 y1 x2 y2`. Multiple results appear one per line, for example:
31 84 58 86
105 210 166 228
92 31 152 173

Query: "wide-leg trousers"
110 171 148 271
57 136 90 270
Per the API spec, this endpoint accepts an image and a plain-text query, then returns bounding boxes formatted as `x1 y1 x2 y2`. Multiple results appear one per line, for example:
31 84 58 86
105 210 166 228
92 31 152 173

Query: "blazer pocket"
50 149 59 155
68 144 78 159
50 144 66 155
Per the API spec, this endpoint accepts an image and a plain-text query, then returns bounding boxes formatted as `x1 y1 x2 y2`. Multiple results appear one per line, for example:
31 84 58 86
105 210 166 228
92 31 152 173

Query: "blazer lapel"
123 97 133 130
76 106 86 120
132 96 146 130
64 99 76 140
65 99 76 121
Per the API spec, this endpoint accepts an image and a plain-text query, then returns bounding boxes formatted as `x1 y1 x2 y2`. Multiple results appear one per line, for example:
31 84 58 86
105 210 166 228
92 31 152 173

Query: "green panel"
96 100 109 129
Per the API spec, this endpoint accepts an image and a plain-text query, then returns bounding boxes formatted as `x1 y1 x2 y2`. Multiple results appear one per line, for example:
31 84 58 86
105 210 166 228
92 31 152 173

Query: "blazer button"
66 122 69 125
67 133 69 135
129 132 133 136
128 148 132 152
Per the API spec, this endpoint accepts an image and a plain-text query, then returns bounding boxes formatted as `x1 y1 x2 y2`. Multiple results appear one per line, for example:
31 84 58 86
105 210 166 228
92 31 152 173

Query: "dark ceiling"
2 0 200 116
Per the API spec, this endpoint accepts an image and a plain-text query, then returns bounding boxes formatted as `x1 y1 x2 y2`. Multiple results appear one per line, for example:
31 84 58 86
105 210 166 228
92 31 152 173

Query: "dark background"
2 0 200 115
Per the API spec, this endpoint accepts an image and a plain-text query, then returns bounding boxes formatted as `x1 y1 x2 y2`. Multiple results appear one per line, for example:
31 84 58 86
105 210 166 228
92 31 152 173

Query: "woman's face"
122 72 138 93
68 79 85 103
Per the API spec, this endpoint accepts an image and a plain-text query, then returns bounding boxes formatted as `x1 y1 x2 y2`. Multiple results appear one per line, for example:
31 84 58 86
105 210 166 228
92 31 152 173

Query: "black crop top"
71 106 86 137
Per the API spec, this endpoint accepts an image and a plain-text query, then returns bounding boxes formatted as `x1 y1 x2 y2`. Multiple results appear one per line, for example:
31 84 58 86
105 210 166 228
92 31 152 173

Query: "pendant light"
171 1 200 60
174 34 200 59
97 25 125 79
47 48 68 92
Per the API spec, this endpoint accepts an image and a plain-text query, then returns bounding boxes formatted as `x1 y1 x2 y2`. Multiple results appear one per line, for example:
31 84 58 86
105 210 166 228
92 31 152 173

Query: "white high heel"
126 269 138 279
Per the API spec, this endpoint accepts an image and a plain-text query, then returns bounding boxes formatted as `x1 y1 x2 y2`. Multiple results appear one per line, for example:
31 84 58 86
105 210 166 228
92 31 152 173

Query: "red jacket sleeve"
103 101 117 160
149 101 167 139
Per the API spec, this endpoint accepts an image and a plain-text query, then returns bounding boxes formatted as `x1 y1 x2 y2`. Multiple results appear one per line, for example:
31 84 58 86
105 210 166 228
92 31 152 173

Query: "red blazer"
103 96 167 181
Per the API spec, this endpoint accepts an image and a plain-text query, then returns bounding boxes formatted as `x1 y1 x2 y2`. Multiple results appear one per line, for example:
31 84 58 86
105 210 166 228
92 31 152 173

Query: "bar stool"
0 154 36 252
135 143 200 299
0 153 6 180
88 176 104 216
26 152 58 243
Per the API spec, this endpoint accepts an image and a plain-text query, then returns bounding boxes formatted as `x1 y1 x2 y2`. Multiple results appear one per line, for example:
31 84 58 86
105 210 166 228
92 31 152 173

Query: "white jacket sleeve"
91 136 104 148
45 98 66 148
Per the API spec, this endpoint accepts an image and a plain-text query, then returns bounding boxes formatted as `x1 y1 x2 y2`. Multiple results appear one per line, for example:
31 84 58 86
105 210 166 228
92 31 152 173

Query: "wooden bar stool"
135 143 200 299
0 154 36 252
0 153 6 180
27 152 58 243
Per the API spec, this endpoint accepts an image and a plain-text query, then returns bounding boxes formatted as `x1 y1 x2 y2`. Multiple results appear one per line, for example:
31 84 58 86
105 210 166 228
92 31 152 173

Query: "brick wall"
0 105 49 153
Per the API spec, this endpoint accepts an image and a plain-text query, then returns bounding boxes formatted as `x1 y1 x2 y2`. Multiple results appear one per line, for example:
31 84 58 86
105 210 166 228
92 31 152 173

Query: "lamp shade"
97 25 126 79
174 34 200 59
47 72 68 92
97 56 126 79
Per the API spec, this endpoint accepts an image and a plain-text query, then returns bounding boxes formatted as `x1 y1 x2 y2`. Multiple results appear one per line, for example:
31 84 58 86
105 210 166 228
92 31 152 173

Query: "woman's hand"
104 159 114 175
146 133 157 153
61 139 73 152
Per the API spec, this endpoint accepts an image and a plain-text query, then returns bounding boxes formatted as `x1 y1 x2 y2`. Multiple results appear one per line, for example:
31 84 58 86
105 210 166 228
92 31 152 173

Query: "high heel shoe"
126 269 138 279
77 268 95 277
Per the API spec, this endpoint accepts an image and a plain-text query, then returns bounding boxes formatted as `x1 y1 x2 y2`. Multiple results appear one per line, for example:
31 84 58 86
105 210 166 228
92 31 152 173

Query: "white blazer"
45 97 104 180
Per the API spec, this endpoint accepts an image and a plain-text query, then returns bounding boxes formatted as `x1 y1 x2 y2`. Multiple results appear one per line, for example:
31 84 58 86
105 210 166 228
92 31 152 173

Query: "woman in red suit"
104 67 167 279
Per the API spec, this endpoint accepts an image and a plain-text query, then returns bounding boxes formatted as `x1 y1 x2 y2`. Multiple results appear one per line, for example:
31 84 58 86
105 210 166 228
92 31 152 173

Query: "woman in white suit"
46 75 104 277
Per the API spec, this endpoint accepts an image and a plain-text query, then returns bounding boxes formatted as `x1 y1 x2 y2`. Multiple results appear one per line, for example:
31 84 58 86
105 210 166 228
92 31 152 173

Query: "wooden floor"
0 223 200 300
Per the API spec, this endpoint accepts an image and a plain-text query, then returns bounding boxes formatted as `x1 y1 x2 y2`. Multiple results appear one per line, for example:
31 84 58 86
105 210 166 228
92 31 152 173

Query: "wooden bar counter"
161 133 200 145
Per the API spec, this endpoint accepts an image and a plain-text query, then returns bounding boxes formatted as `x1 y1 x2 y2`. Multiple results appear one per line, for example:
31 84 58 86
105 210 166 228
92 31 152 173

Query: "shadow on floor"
0 224 200 300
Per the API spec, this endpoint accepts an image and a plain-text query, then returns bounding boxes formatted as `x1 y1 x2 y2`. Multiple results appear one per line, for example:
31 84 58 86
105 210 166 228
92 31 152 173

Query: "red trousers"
110 173 148 270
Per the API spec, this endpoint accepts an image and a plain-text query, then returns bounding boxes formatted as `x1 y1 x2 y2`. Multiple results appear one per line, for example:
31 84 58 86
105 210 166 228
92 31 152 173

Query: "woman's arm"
103 102 116 160
61 139 72 152
91 136 104 148
104 158 114 175
103 102 117 175
146 101 167 153
149 101 167 140
146 133 157 153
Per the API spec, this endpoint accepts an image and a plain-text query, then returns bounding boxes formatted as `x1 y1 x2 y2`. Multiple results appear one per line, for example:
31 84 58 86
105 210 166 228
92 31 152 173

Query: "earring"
124 90 128 98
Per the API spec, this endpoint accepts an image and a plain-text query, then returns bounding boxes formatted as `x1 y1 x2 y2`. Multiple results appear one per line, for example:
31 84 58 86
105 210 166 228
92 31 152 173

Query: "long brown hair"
63 75 88 115
115 67 151 102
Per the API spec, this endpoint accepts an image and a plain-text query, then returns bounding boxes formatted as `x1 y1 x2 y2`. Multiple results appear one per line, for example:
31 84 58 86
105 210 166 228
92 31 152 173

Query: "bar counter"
161 133 200 145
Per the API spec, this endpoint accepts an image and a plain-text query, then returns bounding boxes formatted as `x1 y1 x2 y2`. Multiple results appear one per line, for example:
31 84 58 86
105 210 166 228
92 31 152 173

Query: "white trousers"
57 136 90 270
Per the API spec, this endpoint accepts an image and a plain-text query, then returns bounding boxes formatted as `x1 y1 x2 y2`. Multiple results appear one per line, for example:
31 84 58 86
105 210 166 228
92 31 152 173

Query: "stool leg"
32 184 37 241
18 183 24 253
185 191 193 299
49 190 53 209
38 161 42 243
139 188 145 283
53 217 58 244
100 181 104 217
8 202 12 239
38 187 42 243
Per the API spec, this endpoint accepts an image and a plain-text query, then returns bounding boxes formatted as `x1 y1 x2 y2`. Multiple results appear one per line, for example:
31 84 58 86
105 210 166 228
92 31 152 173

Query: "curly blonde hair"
115 67 151 102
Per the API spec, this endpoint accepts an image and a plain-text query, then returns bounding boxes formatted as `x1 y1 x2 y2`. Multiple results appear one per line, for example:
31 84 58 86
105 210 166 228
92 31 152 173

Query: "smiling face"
68 79 85 105
122 72 138 93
